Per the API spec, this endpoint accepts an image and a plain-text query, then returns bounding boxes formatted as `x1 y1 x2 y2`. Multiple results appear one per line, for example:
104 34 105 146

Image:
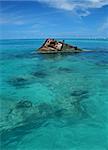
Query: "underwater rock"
15 100 32 109
7 76 32 88
6 100 37 126
4 96 89 128
4 99 75 130
71 90 89 100
1 114 46 148
0 98 90 149
58 67 73 73
54 97 82 119
1 98 89 141
54 108 67 117
32 71 47 78
6 100 55 128
37 103 53 117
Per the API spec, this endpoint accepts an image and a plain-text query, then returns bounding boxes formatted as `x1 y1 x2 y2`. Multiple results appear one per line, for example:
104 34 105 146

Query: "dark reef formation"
0 88 90 148
31 70 48 78
57 67 73 73
7 76 32 88
71 90 89 100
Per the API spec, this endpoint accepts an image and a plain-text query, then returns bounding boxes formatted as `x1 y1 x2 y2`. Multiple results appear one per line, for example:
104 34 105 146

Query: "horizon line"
0 37 108 40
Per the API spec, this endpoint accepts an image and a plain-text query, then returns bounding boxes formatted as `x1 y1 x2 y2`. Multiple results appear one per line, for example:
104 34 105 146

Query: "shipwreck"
37 39 84 54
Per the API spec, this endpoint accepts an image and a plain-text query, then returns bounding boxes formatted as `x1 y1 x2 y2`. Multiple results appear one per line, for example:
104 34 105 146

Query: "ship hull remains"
37 39 83 54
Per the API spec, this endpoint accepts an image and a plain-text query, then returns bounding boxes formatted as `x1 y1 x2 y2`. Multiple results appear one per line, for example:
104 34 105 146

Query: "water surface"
0 39 108 150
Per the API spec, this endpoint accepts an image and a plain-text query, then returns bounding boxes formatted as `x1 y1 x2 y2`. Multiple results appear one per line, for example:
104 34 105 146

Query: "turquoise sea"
0 39 108 150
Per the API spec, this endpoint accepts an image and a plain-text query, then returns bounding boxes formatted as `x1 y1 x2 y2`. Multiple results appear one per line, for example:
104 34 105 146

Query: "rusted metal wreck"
37 38 83 54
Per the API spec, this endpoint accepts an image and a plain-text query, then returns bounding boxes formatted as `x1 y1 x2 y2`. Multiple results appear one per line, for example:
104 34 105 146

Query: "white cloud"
36 0 108 16
37 0 75 11
1 0 108 17
100 17 108 31
0 18 25 25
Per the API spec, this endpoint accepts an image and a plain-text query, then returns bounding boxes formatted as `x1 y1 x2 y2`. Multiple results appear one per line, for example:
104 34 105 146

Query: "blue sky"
0 0 108 39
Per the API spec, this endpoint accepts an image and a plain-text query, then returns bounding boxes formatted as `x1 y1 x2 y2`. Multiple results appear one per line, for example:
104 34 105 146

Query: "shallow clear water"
0 39 108 150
